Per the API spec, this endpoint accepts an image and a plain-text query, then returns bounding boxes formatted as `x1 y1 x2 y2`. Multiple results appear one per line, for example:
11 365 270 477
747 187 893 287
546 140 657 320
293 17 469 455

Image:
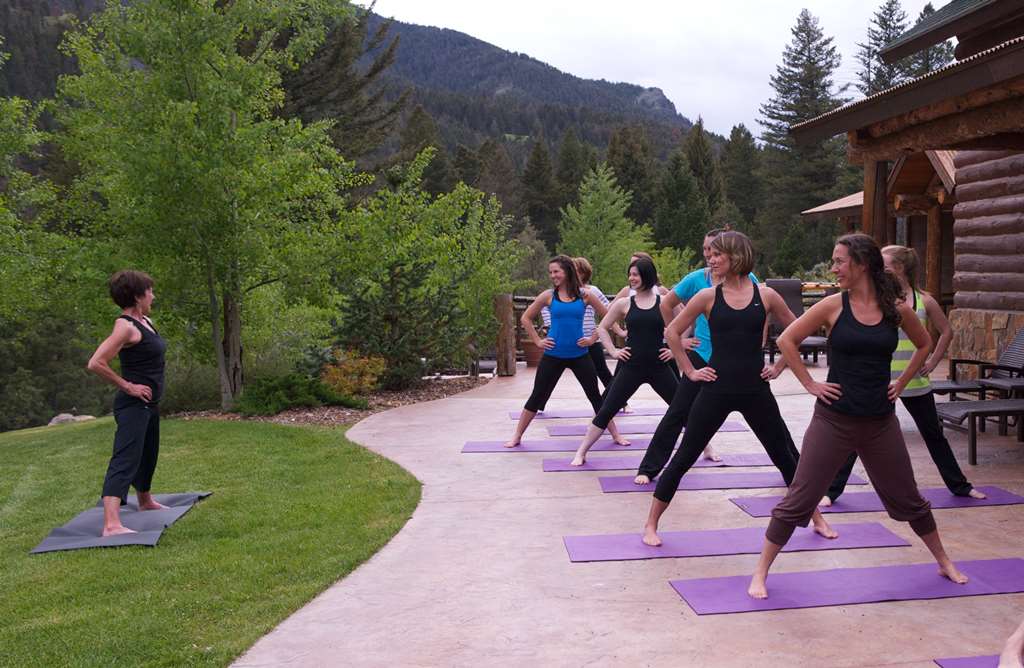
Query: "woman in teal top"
504 255 628 448
823 245 985 503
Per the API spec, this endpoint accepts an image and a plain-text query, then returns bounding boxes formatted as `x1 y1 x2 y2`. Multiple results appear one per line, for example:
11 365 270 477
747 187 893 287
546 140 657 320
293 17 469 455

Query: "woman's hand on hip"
686 366 716 383
125 382 153 402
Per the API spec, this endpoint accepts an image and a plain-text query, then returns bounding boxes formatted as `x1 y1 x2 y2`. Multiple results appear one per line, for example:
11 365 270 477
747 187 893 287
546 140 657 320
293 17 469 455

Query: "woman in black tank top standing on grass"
748 234 966 599
570 258 679 465
640 232 836 547
87 270 169 537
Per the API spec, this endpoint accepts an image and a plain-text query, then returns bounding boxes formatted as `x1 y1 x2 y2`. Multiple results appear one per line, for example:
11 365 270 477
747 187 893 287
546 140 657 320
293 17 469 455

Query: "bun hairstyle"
628 257 659 291
573 257 593 285
549 254 582 299
709 230 756 276
836 233 904 326
881 245 920 291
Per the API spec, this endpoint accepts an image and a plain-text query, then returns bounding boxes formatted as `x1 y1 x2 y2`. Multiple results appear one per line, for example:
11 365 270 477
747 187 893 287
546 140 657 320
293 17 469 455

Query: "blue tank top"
546 293 587 359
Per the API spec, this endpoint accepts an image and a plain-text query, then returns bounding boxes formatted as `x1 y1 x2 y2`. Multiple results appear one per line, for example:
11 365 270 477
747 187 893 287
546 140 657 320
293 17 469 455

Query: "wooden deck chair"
932 328 1024 400
764 279 829 364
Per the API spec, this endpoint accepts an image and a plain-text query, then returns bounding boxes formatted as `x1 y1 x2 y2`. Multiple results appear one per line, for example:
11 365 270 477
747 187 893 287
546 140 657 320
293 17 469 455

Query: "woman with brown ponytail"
748 234 966 599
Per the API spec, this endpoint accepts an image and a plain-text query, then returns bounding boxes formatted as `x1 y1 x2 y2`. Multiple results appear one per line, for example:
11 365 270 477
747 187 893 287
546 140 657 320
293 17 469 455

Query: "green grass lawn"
0 418 421 667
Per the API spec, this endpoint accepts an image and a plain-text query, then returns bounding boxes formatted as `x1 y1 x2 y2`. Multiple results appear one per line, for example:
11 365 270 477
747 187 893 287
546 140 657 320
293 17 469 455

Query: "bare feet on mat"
622 404 633 414
613 437 631 446
818 495 832 507
102 525 136 537
938 561 969 584
701 445 721 462
969 488 988 499
811 511 838 539
503 439 521 448
999 619 1024 668
633 474 651 485
136 493 168 511
570 453 586 466
747 575 768 599
641 524 662 547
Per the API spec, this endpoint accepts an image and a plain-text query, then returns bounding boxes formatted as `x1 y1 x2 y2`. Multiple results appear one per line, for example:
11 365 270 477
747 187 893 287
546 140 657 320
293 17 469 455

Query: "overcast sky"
371 0 944 137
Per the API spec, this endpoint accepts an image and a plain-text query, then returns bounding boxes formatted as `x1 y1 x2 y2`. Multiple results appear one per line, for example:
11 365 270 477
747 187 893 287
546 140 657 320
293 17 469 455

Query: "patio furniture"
764 279 829 364
932 328 1024 401
935 397 1024 465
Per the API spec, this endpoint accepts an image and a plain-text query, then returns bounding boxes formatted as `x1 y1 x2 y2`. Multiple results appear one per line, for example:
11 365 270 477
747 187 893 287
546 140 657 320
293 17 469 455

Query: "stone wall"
947 309 1024 377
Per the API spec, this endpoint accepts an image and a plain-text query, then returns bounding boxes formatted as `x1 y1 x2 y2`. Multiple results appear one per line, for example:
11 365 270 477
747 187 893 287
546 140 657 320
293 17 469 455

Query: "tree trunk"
221 291 243 409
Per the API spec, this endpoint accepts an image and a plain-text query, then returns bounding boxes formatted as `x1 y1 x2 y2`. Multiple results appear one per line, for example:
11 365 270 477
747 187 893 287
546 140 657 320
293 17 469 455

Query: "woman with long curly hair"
748 234 966 599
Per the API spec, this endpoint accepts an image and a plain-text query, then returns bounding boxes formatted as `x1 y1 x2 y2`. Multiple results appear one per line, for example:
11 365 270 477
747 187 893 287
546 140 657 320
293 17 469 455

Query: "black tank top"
624 295 668 366
822 292 898 416
707 281 768 394
118 316 167 403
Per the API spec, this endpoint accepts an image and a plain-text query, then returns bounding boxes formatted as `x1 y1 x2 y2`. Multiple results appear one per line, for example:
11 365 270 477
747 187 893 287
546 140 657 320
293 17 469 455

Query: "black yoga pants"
636 351 707 479
592 362 677 429
654 388 800 504
588 342 613 391
825 391 973 501
524 354 604 414
102 398 161 501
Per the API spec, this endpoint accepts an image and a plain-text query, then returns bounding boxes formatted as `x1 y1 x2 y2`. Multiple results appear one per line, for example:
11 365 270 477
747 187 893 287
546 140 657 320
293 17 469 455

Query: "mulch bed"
174 375 489 427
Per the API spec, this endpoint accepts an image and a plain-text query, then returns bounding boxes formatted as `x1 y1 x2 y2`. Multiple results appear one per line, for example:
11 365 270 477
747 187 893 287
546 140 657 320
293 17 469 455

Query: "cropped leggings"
524 353 604 414
636 351 707 479
592 361 678 429
767 403 936 545
654 387 800 503
825 391 974 501
102 395 161 502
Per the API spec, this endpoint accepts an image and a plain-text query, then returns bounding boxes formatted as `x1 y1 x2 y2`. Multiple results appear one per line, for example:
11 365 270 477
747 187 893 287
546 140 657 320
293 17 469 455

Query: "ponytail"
837 234 904 326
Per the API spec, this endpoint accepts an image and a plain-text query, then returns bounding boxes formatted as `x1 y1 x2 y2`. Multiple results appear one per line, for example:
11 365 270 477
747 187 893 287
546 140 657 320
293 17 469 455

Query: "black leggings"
588 342 613 390
524 354 604 413
592 362 678 429
636 351 707 479
654 388 799 503
826 391 974 501
102 395 161 502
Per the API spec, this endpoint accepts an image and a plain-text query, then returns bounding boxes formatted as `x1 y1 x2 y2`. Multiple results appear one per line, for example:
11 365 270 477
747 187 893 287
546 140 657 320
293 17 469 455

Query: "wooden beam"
493 293 516 376
947 133 1024 151
926 204 942 298
849 97 1024 162
862 160 889 245
955 20 1024 60
894 193 937 214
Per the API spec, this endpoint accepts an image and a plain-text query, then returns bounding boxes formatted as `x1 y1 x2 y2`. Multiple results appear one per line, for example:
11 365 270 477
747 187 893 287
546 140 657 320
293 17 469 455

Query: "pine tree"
476 139 521 217
651 150 710 255
521 139 561 249
758 9 849 275
453 144 483 186
720 124 763 227
554 128 595 210
558 164 654 294
683 118 725 213
856 0 912 96
606 125 657 225
399 105 456 196
908 3 955 78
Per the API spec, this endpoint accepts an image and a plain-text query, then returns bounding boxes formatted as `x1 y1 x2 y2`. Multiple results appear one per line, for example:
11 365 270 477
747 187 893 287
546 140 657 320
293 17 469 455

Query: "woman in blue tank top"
505 256 627 448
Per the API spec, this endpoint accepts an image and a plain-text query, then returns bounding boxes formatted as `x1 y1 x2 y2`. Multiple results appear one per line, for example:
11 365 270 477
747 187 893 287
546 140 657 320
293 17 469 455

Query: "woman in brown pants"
747 234 967 599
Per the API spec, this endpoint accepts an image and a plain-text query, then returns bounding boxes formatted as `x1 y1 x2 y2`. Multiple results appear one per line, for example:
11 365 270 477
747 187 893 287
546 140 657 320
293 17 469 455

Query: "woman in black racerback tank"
87 270 169 537
748 233 967 600
640 232 835 547
570 258 680 465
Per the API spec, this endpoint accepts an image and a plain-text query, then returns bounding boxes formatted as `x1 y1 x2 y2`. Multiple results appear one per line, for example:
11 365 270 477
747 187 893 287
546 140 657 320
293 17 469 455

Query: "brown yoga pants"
767 402 937 545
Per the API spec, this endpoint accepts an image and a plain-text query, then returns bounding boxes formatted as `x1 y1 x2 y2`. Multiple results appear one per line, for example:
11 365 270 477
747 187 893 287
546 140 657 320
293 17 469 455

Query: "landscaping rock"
48 414 96 426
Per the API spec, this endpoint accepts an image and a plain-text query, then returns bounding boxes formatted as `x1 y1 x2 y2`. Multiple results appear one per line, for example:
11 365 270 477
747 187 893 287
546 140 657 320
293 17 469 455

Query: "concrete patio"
235 362 1024 667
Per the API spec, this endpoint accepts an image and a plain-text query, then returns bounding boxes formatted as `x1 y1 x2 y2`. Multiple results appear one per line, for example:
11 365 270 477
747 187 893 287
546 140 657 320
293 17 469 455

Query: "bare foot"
938 562 969 584
503 439 521 448
570 453 586 467
747 575 768 599
102 525 136 537
614 437 632 446
137 500 169 511
701 445 721 462
969 488 987 499
812 513 839 539
819 495 832 507
622 404 634 414
642 525 662 547
634 474 651 485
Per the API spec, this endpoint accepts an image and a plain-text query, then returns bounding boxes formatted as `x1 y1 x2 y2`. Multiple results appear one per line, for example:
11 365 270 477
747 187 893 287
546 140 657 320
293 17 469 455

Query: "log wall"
950 150 1024 365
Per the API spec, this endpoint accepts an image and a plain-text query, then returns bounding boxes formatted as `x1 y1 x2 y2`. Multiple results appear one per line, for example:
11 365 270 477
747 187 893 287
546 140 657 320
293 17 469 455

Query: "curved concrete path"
236 363 1024 667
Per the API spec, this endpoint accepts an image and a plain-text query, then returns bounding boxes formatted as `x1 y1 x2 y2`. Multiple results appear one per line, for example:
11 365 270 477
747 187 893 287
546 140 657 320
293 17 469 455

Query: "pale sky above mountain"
372 0 944 137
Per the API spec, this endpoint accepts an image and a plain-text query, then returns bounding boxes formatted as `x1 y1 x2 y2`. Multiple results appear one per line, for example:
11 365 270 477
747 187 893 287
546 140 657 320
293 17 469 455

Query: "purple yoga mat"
509 407 666 419
730 485 1024 517
564 522 909 562
671 558 1024 615
542 452 774 472
599 471 868 493
548 420 747 436
462 437 651 453
934 657 999 668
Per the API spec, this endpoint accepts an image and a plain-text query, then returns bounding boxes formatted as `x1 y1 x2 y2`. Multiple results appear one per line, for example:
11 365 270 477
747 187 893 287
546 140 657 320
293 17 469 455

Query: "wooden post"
862 160 889 243
926 205 942 297
494 293 516 376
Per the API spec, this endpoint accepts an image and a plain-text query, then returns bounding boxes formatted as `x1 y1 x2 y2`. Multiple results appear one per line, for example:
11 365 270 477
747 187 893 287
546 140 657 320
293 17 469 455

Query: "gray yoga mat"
934 657 998 668
509 406 666 419
730 486 1024 517
542 452 774 472
564 522 909 562
462 437 652 453
31 492 212 554
671 558 1024 615
548 420 747 436
599 471 868 493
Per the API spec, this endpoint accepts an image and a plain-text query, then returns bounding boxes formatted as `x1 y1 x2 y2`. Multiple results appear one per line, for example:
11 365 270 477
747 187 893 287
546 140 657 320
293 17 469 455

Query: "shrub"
234 374 367 417
321 349 385 397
